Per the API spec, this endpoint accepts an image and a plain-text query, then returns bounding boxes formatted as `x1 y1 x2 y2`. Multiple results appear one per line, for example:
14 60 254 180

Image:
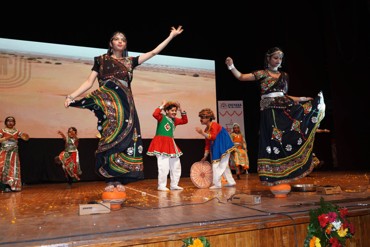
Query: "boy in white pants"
195 108 236 189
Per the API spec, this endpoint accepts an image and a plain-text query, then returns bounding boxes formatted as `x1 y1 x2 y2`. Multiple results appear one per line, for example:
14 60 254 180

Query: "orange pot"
270 183 291 198
102 188 127 210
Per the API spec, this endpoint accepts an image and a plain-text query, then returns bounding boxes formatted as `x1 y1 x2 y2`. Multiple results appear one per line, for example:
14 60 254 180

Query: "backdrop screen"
0 38 216 139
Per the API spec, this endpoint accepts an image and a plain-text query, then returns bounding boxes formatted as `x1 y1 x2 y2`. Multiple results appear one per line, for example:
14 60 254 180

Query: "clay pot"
102 188 127 210
270 183 291 198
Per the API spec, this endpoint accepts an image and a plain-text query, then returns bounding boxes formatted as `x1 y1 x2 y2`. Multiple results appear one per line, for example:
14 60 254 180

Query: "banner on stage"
217 100 245 135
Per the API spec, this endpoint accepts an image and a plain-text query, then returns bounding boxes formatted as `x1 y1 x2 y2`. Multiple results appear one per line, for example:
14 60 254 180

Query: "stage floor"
1 171 369 247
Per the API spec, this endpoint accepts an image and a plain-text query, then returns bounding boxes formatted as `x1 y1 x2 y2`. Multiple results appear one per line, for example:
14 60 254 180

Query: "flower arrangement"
304 197 355 247
182 236 210 247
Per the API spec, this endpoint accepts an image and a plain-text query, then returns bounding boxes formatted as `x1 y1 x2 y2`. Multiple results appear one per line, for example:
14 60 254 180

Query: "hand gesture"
225 57 234 66
169 26 184 38
64 96 75 108
195 127 203 135
176 101 182 112
21 133 30 141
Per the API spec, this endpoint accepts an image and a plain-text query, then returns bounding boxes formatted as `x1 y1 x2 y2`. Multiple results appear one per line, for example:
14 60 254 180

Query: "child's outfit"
56 134 82 186
203 122 236 189
147 105 188 191
230 123 249 179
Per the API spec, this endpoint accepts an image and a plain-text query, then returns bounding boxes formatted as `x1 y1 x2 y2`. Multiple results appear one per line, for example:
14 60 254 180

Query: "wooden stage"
1 171 370 247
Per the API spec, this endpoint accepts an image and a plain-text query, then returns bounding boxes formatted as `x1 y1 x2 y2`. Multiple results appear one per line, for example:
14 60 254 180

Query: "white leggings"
212 153 235 187
156 155 181 188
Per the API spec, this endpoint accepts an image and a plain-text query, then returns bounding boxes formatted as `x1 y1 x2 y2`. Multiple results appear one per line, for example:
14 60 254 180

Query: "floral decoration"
182 236 210 247
304 197 355 247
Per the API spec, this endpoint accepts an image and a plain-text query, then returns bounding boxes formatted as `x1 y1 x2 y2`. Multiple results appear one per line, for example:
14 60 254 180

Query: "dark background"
1 1 369 183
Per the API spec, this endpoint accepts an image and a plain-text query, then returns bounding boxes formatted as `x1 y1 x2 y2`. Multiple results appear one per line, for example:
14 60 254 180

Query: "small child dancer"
195 108 236 189
147 100 188 191
230 123 249 179
55 127 82 187
0 116 29 192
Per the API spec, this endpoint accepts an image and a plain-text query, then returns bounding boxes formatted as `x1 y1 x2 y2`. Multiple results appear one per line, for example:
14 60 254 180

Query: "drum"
190 161 213 188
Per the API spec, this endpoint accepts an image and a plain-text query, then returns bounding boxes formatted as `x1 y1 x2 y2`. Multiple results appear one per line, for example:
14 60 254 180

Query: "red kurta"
147 108 188 158
0 128 24 191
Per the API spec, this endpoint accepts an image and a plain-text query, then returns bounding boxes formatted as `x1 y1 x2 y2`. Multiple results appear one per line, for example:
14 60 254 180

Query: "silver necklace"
267 68 280 74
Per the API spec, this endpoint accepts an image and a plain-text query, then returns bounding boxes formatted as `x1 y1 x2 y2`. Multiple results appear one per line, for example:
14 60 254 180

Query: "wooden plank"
0 171 369 246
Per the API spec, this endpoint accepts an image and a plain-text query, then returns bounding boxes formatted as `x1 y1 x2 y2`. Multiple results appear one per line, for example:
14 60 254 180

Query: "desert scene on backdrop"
0 51 216 139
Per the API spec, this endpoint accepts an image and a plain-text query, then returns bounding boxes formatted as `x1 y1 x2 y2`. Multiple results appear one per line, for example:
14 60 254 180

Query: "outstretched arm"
225 57 256 81
20 133 29 141
316 129 330 133
195 127 208 138
57 130 66 140
138 26 184 64
286 95 314 103
64 71 99 108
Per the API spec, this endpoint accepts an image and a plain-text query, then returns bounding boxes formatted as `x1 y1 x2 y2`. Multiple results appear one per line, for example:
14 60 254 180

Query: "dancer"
195 108 236 189
0 116 29 192
225 47 326 193
229 123 249 179
64 26 184 192
55 127 82 187
147 100 188 191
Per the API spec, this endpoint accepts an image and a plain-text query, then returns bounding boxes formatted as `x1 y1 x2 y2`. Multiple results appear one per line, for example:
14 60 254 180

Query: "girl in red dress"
147 100 188 191
55 127 82 187
0 116 29 192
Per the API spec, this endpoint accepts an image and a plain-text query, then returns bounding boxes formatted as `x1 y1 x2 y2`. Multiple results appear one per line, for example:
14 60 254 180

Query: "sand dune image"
0 51 216 139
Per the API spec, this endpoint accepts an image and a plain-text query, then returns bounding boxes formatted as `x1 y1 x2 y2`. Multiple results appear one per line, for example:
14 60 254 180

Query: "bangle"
228 64 235 70
66 95 74 100
181 111 186 115
299 97 308 101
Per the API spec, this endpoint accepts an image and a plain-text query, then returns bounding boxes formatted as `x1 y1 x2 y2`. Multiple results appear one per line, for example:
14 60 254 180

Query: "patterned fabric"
58 136 82 180
0 128 23 191
230 133 249 170
204 122 235 164
70 54 144 182
252 70 326 186
147 107 188 158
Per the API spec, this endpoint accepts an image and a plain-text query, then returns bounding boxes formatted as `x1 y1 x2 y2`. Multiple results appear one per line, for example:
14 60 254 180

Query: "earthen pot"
270 183 291 198
102 188 127 210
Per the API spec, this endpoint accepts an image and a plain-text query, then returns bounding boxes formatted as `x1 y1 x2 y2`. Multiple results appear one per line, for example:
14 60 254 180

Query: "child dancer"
55 127 82 187
230 123 249 179
0 116 29 192
147 100 188 191
195 108 236 189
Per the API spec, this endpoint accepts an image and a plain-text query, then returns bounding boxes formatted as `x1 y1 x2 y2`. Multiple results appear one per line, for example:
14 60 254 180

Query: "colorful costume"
147 107 188 190
0 128 24 191
58 136 82 181
230 130 249 173
70 54 144 184
254 70 325 186
203 122 236 188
